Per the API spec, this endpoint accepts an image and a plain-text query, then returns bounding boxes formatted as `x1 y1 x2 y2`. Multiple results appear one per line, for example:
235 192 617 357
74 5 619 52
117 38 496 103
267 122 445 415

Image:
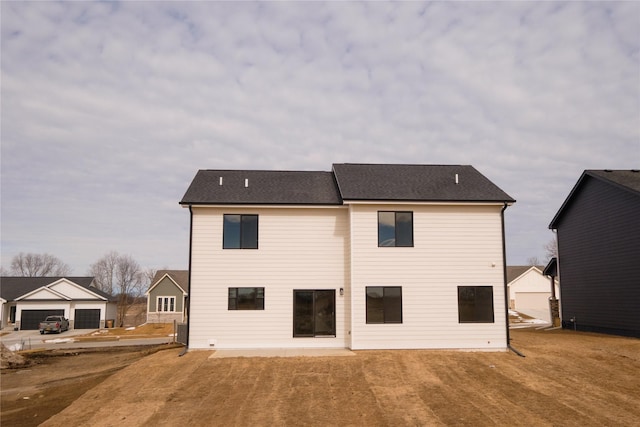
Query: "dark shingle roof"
0 277 111 301
150 270 189 293
180 164 515 205
332 164 515 202
586 170 640 194
180 170 342 205
549 170 640 228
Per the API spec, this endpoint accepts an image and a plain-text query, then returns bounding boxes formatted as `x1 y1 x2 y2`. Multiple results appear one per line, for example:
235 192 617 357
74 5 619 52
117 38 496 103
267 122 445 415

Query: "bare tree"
9 252 71 276
527 256 541 266
140 267 158 288
544 237 558 261
88 251 119 295
114 254 143 327
89 251 144 326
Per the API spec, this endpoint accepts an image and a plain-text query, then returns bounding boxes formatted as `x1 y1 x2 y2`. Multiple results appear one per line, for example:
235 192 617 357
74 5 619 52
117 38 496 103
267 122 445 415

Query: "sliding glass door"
293 290 335 337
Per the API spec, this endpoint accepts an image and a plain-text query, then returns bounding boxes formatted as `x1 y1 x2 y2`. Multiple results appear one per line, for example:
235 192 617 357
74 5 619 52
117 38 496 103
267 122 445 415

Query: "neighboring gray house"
180 163 515 351
549 170 640 337
0 277 117 330
146 270 188 324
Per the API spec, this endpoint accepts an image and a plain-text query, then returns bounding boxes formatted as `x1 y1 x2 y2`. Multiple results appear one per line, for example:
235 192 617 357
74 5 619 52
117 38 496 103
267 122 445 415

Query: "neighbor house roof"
506 266 544 284
180 164 514 205
148 270 189 294
332 164 515 202
180 170 342 205
549 170 640 229
0 277 111 301
543 257 558 277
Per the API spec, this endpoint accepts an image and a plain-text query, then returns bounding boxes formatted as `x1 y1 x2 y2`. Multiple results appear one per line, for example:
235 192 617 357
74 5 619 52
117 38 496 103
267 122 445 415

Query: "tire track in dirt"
40 348 210 427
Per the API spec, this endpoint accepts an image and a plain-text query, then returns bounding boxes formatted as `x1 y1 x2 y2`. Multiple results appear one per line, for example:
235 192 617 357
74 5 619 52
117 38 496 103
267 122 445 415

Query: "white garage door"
516 292 550 321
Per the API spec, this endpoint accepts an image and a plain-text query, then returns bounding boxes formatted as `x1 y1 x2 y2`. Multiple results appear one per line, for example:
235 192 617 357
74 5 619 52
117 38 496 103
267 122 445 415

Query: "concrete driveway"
1 327 176 350
1 328 96 350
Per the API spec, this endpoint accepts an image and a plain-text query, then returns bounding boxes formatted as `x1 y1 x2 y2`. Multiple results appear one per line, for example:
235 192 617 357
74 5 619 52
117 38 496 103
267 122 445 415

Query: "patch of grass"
92 323 175 337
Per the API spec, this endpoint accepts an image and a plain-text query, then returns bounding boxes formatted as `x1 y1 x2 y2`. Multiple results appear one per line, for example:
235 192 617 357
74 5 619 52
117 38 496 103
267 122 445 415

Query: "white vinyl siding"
349 203 507 350
48 280 101 299
189 206 349 349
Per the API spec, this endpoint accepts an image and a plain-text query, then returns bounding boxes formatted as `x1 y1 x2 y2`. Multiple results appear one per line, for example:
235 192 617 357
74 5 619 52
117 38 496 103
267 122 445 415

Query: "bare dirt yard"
2 328 639 427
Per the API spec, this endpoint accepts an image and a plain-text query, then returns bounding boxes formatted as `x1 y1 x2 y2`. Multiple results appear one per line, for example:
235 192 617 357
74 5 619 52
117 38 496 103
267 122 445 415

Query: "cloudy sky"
2 1 639 275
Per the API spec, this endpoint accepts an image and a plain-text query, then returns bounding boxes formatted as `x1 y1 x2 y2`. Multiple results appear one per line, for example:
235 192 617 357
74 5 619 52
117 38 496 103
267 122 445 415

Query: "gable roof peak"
549 169 640 228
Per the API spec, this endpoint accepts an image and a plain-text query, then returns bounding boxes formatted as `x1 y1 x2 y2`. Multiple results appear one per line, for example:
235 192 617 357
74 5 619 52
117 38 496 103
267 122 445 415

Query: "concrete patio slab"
208 348 356 358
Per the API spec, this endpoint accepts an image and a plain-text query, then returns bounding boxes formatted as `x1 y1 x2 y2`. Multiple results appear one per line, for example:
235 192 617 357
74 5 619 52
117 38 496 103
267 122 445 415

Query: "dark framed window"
223 214 258 249
228 287 265 310
378 211 413 247
458 286 494 323
293 290 336 337
366 286 403 323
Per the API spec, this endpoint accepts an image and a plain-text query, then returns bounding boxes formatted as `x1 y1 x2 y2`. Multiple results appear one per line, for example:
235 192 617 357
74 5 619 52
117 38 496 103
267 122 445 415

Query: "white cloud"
1 1 638 273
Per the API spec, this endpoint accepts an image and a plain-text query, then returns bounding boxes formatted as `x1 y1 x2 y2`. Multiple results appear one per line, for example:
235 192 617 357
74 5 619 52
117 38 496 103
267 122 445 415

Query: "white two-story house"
180 164 515 351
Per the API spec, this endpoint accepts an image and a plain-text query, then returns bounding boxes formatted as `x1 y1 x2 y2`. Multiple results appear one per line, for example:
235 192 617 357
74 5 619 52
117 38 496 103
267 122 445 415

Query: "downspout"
179 205 194 357
502 202 525 357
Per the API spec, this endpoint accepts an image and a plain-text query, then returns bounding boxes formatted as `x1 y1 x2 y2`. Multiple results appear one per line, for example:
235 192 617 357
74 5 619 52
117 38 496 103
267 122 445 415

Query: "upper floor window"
228 287 265 310
223 214 258 249
458 286 494 323
378 211 413 247
366 286 403 323
157 296 176 312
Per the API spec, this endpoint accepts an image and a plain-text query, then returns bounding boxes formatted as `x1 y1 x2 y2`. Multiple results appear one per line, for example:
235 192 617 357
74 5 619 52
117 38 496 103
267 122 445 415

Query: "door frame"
292 289 336 337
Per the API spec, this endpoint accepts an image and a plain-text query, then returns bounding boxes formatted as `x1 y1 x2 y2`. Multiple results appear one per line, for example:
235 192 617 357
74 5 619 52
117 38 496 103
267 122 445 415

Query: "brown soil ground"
78 323 175 341
3 328 639 427
1 345 175 427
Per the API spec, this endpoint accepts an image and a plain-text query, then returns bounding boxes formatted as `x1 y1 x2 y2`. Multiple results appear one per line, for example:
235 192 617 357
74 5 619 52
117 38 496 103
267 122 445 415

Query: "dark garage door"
74 309 100 329
20 309 64 330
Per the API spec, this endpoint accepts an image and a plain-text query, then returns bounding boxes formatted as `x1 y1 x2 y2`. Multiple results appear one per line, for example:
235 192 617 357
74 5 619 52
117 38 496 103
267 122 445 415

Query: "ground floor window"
293 290 335 337
366 286 403 323
228 287 265 310
157 296 176 312
458 286 494 323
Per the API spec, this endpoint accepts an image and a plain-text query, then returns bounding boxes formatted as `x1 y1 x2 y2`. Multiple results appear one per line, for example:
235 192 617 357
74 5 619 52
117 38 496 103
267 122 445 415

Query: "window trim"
292 289 336 337
365 286 403 324
228 287 265 310
156 296 176 313
457 286 495 323
223 214 259 249
378 211 414 247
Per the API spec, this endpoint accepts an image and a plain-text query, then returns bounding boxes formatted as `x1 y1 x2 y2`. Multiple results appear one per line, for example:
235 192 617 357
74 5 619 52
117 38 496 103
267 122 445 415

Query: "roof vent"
219 177 223 186
245 178 249 188
455 173 459 185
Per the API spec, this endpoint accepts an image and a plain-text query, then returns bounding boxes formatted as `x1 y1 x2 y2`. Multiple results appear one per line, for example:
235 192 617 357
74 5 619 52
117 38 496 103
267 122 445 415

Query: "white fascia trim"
16 286 70 301
147 274 188 296
188 204 348 210
48 278 107 301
